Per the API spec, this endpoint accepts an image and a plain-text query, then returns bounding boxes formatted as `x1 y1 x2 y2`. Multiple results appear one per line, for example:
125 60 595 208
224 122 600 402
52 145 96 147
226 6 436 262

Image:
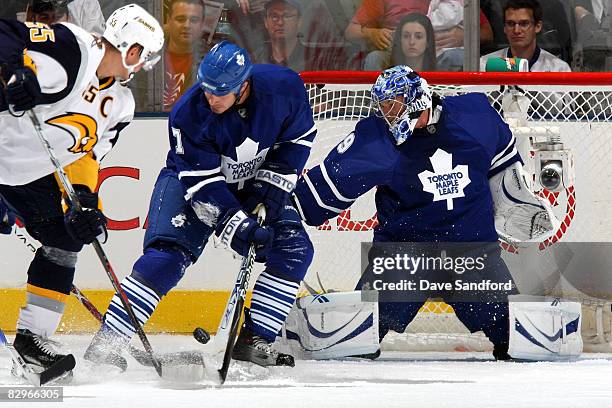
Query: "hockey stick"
208 206 266 385
9 226 207 377
0 327 75 386
25 109 163 377
68 286 153 365
70 285 208 372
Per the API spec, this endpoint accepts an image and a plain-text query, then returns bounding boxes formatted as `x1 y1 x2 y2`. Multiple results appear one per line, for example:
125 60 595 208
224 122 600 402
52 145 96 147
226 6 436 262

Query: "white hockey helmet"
103 4 164 82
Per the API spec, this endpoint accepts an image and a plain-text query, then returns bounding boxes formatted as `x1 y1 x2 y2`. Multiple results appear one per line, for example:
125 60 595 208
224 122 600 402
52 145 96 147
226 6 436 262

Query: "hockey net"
300 71 612 352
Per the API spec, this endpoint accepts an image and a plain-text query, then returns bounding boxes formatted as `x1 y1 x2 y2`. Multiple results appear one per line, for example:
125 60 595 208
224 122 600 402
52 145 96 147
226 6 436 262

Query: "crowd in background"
2 0 611 112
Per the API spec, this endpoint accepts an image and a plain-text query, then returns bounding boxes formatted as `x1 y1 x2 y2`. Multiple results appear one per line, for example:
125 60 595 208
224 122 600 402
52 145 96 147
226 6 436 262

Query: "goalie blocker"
279 292 582 361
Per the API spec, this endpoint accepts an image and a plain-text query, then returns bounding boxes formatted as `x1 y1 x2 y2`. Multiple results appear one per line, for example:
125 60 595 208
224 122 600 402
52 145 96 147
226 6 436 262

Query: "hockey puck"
193 327 211 344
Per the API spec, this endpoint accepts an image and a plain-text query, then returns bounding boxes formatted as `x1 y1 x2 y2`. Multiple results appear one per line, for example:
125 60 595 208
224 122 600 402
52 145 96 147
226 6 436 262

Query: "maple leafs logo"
221 137 269 189
418 149 471 210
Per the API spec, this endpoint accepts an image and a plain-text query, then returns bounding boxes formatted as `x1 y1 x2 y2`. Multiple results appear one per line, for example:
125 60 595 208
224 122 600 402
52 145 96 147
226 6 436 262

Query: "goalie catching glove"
490 162 559 244
64 185 108 245
244 162 298 222
214 208 273 260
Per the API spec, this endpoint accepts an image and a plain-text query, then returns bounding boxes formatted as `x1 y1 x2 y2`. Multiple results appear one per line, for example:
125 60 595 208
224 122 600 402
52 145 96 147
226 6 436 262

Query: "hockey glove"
215 209 273 259
0 199 16 235
6 67 41 112
64 186 108 245
244 162 298 222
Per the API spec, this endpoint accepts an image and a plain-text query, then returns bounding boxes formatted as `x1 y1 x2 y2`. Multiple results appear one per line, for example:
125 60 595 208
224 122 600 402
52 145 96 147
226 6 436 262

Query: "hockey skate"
493 343 511 361
12 329 76 384
84 327 128 372
232 309 295 367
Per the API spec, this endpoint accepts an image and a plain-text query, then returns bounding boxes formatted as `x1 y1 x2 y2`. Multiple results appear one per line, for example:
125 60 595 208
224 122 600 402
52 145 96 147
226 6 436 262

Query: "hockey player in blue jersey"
85 41 316 369
292 66 557 360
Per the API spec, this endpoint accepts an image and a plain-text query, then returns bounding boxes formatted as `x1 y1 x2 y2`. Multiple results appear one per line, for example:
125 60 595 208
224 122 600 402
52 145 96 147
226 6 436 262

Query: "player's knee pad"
508 295 582 360
278 291 380 359
27 246 78 294
267 226 313 282
131 242 192 297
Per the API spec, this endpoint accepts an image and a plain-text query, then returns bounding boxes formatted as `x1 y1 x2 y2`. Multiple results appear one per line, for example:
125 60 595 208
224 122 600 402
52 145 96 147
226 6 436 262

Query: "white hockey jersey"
0 20 135 186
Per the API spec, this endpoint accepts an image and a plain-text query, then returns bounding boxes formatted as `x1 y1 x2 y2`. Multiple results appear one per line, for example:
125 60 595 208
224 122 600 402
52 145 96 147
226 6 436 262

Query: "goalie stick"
0 328 75 386
24 109 164 377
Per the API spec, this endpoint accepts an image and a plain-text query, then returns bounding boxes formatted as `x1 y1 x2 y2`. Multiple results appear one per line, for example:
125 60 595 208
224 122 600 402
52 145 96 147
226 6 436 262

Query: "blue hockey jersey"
293 93 521 242
167 64 316 219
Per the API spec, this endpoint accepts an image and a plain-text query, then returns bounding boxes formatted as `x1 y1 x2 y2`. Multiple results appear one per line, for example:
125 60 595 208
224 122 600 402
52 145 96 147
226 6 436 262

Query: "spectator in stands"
574 0 611 71
163 0 206 111
429 0 494 71
388 13 437 71
28 0 105 34
223 0 269 55
344 0 428 49
481 0 572 64
480 0 571 72
347 0 493 70
252 0 349 71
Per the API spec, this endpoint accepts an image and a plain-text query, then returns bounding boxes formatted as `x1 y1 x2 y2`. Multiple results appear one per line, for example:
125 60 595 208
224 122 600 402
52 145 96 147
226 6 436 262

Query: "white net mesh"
301 74 612 351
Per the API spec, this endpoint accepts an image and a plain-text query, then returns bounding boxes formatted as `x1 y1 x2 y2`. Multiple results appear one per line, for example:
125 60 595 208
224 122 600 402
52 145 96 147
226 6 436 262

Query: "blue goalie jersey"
293 93 521 242
166 64 316 217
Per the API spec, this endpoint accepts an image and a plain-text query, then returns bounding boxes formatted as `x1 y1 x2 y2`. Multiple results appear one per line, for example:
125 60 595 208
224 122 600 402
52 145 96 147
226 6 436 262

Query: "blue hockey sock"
103 275 160 340
250 270 300 342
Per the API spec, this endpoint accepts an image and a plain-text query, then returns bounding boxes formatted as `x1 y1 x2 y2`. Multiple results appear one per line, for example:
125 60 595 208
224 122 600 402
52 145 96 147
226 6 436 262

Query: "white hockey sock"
17 303 63 338
250 271 300 341
104 276 160 340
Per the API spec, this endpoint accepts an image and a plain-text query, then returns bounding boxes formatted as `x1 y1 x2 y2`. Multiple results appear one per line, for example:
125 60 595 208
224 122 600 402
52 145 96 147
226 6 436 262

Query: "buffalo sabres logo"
46 112 99 154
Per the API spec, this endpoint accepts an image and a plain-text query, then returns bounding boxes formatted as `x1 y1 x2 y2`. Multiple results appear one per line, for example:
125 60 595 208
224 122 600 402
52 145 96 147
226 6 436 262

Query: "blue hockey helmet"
371 65 432 145
197 41 252 96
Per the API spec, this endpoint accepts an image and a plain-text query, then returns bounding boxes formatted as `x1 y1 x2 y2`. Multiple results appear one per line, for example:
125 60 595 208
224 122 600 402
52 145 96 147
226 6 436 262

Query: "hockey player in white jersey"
289 66 573 361
0 4 163 382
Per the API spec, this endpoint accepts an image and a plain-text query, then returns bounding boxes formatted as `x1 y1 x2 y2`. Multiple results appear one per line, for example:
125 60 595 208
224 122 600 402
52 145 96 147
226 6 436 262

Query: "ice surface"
2 334 612 408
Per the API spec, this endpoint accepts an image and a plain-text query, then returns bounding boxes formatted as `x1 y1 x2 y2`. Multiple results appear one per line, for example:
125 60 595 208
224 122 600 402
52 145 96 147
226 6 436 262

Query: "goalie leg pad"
277 291 380 360
508 295 582 360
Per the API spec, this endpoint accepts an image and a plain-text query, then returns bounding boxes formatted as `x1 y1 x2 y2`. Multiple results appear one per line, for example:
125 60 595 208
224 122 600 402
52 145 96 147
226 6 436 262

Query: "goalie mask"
371 65 433 145
103 4 164 84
